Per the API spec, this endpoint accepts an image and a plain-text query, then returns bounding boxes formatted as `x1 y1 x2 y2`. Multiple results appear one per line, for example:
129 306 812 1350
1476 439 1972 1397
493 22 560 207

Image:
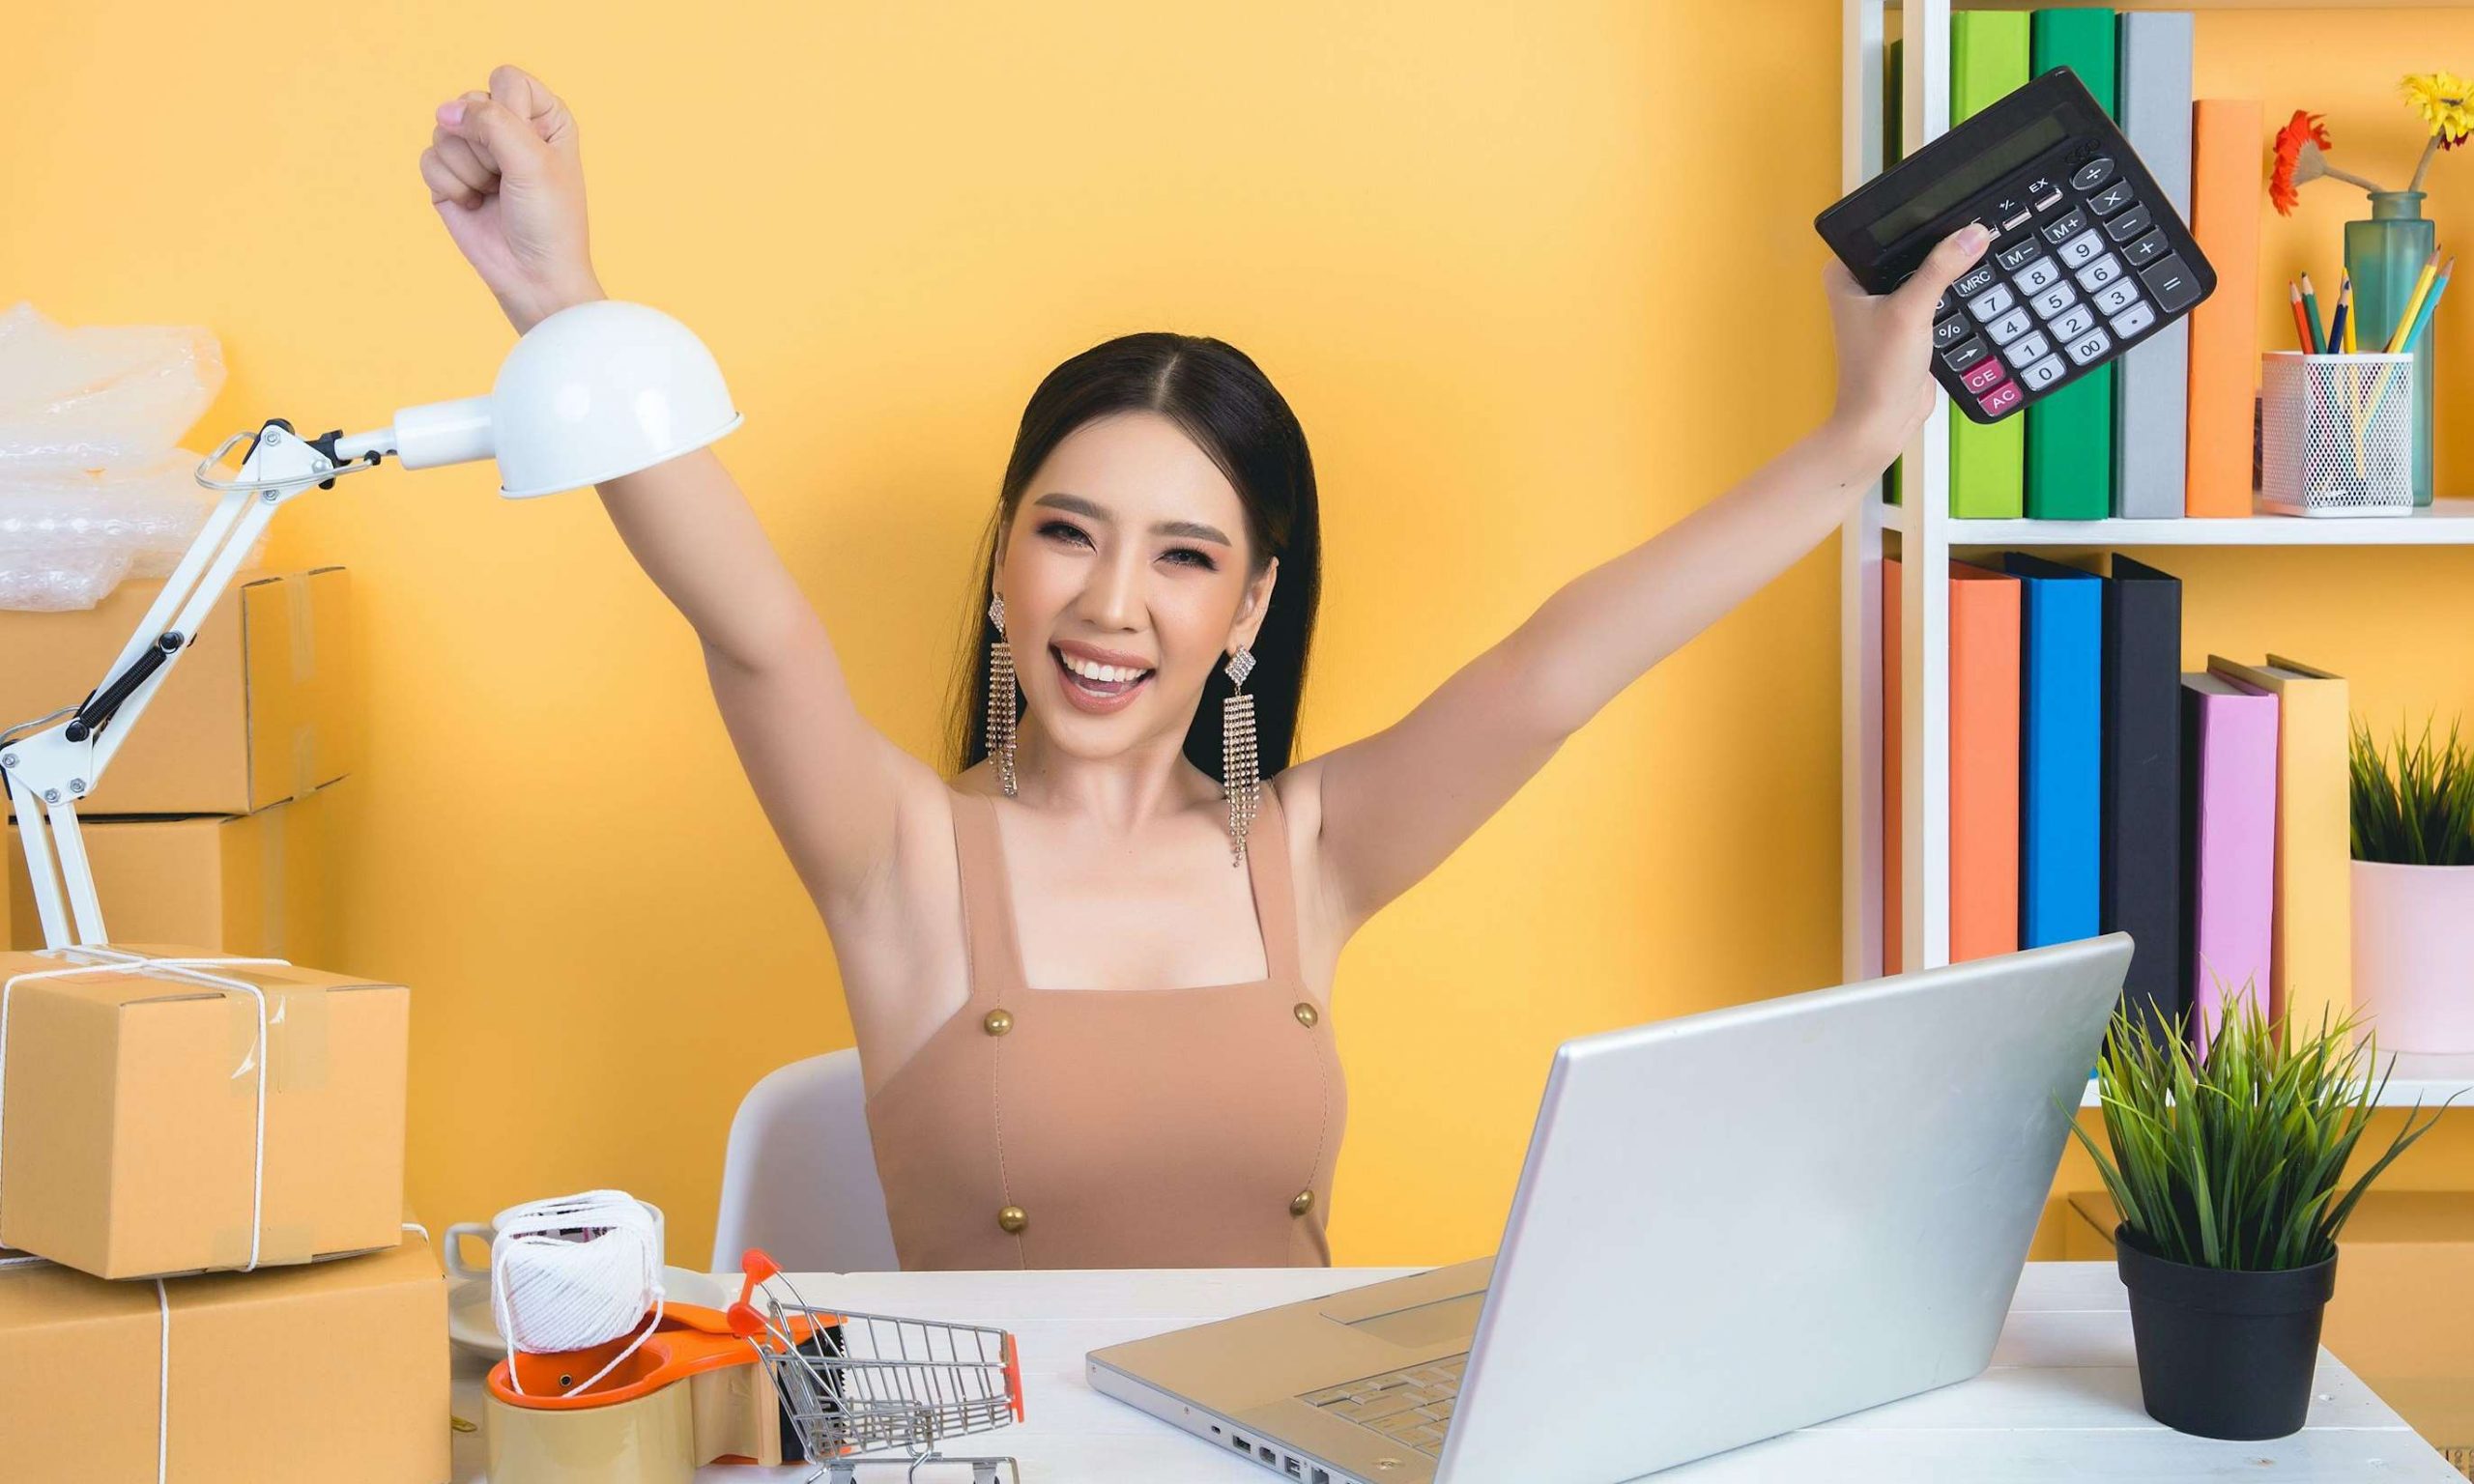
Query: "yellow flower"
2402 71 2474 145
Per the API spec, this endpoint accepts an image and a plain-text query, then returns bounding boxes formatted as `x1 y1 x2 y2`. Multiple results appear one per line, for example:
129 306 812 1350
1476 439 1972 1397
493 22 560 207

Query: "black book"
2100 555 2183 1036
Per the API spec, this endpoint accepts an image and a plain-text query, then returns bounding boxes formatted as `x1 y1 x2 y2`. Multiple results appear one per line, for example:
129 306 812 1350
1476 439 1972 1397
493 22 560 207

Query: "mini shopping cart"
727 1250 1027 1483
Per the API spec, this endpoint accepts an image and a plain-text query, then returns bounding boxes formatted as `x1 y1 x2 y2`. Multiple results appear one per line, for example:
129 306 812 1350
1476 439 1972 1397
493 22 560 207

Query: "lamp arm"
2 420 368 950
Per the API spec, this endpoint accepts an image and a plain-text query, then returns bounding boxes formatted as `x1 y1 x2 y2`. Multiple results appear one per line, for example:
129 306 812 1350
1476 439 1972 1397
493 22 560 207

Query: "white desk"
449 1261 2464 1482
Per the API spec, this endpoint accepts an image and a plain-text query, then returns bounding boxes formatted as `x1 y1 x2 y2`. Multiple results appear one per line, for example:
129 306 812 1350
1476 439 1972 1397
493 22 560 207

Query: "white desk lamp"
2 300 741 950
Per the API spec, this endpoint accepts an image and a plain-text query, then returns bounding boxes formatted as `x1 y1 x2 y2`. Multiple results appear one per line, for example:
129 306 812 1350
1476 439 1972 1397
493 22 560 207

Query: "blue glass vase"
2344 190 2437 505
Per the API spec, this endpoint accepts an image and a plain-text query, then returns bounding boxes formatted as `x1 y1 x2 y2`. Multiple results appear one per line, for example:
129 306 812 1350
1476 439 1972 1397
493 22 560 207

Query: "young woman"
420 65 1989 1271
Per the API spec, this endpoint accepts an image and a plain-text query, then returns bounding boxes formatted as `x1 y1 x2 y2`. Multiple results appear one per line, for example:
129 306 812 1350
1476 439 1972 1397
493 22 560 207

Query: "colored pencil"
2405 257 2456 352
2336 275 2356 355
2290 281 2316 352
2383 249 2443 353
2301 272 2327 353
2364 256 2453 430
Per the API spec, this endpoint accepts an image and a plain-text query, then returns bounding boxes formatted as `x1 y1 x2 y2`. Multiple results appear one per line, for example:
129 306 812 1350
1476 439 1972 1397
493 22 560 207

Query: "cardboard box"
1 567 354 818
8 785 341 960
2066 1189 2474 1450
0 945 407 1279
0 1227 449 1483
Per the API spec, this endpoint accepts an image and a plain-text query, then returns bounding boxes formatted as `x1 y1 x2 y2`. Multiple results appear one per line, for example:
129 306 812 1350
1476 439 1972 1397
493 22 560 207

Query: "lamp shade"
392 300 742 499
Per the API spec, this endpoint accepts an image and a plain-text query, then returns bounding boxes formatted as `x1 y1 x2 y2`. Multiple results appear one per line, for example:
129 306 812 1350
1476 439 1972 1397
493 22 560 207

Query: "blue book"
2003 555 2103 946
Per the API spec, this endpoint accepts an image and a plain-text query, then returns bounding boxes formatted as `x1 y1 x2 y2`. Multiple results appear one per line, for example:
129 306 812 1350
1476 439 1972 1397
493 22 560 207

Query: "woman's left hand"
1817 222 1992 476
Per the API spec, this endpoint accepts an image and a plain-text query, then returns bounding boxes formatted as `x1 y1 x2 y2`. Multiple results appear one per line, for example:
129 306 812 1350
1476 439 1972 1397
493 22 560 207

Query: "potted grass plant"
2067 989 2456 1441
2352 717 2474 1052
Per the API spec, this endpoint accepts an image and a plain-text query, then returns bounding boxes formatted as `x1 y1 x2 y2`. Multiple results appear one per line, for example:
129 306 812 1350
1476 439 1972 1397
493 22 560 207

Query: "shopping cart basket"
728 1249 1026 1483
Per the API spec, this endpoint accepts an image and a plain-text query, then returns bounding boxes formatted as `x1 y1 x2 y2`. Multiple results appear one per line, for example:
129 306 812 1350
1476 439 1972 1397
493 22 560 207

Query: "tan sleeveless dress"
864 785 1346 1270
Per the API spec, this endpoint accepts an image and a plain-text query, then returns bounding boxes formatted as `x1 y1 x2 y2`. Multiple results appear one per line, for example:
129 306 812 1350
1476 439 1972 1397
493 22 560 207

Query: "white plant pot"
2350 860 2474 1054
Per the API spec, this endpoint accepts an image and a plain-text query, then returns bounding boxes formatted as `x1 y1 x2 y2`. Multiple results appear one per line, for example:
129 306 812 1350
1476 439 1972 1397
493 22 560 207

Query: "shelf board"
1940 497 2474 548
2080 1050 2474 1109
1946 0 2471 10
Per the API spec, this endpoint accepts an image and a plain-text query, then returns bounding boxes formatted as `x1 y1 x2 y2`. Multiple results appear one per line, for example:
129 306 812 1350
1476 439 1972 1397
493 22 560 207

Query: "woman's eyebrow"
1032 491 1231 547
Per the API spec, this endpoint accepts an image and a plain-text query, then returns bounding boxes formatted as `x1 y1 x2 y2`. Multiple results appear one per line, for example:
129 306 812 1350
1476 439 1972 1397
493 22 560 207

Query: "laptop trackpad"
1336 1290 1486 1349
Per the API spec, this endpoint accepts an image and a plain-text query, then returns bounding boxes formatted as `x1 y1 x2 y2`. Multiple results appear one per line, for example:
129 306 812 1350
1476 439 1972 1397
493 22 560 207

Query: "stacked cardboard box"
1 567 353 954
0 570 446 1480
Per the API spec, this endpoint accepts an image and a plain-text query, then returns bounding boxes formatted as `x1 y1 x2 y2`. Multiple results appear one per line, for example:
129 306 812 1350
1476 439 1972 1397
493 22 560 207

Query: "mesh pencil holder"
2258 352 2416 517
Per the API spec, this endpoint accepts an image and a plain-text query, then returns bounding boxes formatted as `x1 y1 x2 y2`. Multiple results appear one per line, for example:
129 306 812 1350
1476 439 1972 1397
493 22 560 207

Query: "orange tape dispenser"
484 1275 827 1484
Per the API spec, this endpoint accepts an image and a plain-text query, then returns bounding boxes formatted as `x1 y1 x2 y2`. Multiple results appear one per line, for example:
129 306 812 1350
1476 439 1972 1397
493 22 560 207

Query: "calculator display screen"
1865 113 2068 246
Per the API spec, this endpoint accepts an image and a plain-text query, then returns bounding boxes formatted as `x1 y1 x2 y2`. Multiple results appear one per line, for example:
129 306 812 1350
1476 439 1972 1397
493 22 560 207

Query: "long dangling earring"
987 592 1019 798
1222 646 1260 866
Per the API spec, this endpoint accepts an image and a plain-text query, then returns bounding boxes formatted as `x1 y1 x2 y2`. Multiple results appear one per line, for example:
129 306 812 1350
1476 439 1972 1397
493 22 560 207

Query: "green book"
2024 10 2117 520
1886 36 1904 506
1950 12 2029 519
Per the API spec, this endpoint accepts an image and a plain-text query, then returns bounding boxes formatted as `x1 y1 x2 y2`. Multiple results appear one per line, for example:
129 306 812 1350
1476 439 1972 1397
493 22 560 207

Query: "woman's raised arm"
1297 226 1993 930
422 67 945 915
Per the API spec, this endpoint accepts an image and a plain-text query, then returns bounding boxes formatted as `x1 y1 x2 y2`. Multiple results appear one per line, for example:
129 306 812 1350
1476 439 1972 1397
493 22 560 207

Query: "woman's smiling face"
995 410 1279 760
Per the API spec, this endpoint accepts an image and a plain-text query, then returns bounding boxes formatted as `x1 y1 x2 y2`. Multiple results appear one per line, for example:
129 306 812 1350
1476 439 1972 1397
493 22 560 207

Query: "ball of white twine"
490 1189 666 1397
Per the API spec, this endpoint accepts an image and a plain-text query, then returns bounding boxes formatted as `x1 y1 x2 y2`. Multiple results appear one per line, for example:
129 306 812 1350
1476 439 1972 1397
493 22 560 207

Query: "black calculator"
1814 66 2215 424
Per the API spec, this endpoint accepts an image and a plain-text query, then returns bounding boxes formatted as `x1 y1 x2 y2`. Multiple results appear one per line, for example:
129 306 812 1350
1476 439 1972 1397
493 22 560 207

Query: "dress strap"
949 792 1028 994
1245 782 1307 985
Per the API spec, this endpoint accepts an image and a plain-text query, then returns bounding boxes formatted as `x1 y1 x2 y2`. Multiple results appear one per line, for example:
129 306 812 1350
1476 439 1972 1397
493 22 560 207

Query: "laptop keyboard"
1300 1355 1466 1458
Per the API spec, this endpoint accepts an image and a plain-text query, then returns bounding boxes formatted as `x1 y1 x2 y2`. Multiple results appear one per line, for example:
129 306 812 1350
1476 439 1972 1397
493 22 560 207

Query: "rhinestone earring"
987 592 1019 798
1222 646 1260 866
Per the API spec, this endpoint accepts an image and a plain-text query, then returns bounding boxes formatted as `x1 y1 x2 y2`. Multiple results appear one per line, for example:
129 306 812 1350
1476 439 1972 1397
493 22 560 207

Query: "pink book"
2180 673 2279 1054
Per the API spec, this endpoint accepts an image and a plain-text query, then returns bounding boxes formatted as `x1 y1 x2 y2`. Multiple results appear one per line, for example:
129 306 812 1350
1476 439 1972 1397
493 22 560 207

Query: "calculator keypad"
2075 254 2123 292
2003 329 2054 368
2141 256 2202 313
2012 256 2062 294
1994 237 2044 273
2050 303 2096 341
1967 282 2018 322
1905 136 2198 421
2120 229 2170 269
2104 205 2152 243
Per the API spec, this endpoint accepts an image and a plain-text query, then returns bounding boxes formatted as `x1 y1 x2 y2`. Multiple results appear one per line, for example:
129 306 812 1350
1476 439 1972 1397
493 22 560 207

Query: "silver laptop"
1087 934 2132 1483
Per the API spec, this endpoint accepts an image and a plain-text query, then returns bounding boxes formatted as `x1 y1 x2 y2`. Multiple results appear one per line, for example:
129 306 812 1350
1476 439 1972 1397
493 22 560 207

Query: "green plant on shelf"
2064 988 2457 1271
2351 715 2474 866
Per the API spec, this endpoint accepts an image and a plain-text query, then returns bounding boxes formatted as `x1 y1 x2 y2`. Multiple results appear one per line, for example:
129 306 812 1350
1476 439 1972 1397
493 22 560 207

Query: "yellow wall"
5 3 2469 1270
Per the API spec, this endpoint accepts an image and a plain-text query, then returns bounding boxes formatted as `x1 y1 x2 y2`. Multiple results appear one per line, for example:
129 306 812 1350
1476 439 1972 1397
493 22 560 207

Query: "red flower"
2269 109 2334 215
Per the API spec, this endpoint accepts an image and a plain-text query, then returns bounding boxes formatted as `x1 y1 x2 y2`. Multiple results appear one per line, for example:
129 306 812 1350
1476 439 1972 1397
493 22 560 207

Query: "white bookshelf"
2078 1052 2474 1108
1951 497 2474 547
1836 0 2474 1113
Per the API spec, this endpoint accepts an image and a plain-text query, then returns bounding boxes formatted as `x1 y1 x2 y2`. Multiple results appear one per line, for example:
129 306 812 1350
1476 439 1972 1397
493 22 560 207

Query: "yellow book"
2206 655 2351 1034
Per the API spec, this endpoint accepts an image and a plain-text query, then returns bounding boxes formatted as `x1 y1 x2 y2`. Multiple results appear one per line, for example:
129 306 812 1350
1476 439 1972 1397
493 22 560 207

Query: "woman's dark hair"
948 332 1320 782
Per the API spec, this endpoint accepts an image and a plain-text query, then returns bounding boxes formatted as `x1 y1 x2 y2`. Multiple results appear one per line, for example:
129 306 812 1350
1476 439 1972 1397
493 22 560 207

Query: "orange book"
2185 99 2263 517
1884 560 2023 974
1949 564 2022 962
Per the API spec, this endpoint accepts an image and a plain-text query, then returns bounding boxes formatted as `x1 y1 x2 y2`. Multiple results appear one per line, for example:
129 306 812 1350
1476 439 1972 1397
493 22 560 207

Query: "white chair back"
711 1048 899 1272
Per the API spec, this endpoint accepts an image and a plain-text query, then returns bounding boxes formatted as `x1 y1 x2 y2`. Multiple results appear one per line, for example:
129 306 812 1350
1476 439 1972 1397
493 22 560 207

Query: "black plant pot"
2114 1224 2338 1441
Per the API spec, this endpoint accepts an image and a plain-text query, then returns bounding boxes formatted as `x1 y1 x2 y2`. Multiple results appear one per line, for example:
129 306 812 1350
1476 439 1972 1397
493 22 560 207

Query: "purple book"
2178 672 2279 1054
